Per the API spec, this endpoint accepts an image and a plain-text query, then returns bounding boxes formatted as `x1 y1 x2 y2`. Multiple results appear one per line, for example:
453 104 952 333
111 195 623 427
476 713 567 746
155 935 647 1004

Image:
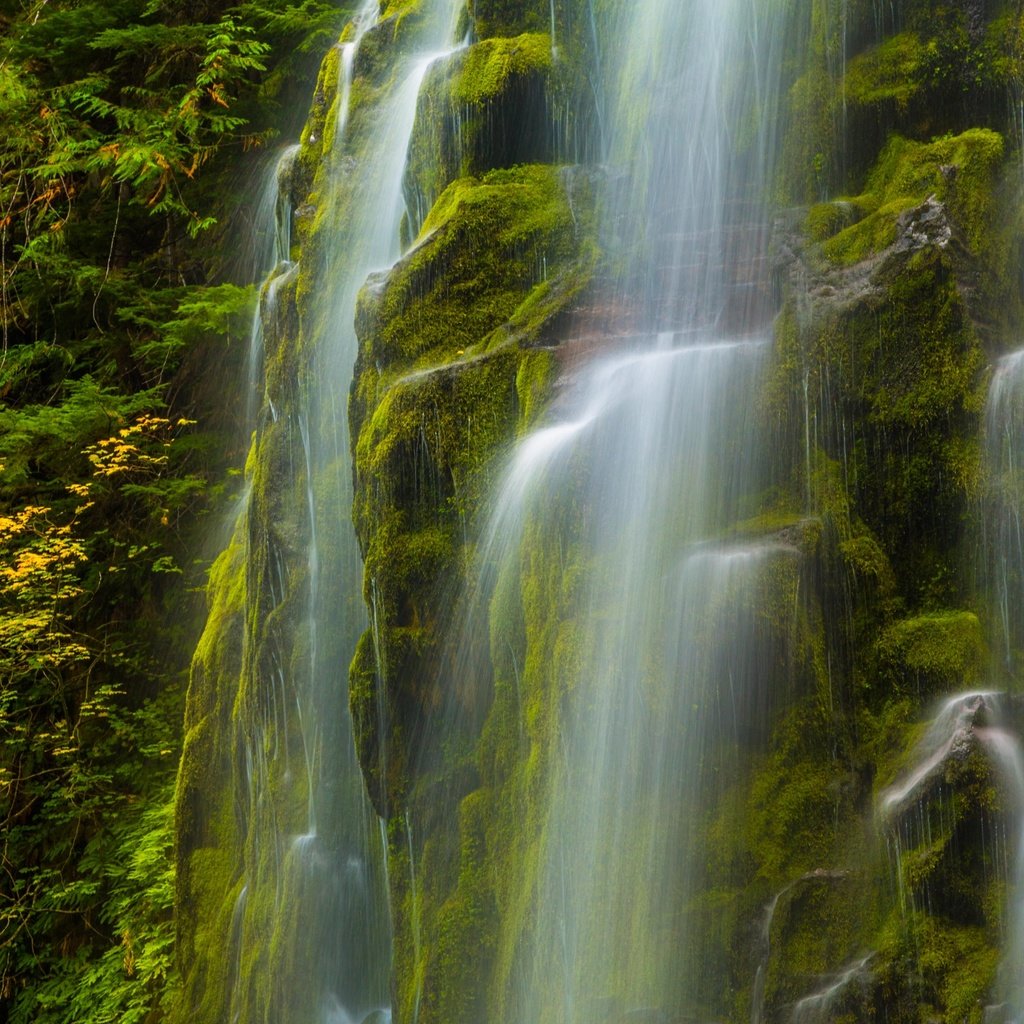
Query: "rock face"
176 1 1024 1023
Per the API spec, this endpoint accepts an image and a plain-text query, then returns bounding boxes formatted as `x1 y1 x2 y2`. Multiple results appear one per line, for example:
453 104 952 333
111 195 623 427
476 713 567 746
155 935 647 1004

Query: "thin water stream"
981 351 1024 1019
879 691 1024 1023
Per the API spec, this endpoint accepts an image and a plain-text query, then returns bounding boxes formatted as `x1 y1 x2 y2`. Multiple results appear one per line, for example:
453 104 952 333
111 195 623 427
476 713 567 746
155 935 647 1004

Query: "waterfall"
979 351 1024 1020
189 2 464 1022
496 343 795 1018
174 1 1024 1022
985 350 1024 675
246 144 299 427
878 691 1024 1023
388 0 796 1017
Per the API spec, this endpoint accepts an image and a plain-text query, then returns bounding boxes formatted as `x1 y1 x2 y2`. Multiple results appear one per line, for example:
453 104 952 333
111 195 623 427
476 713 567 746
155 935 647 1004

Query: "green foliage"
0 416 203 1020
811 129 1004 264
844 33 927 108
7 797 180 1024
0 0 351 1017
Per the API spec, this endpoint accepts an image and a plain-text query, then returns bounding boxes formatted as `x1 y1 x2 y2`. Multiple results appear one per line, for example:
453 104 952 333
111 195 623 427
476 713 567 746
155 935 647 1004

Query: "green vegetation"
0 0 350 1017
809 129 1004 264
6 0 1024 1020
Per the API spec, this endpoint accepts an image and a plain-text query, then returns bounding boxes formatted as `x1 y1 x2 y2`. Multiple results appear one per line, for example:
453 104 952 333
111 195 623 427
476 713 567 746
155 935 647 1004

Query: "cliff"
174 1 1024 1023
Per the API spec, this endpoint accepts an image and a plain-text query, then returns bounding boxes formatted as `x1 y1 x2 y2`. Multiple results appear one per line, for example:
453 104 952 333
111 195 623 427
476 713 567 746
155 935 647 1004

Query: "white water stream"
225 1 462 1021
414 0 794 1017
879 691 1024 1022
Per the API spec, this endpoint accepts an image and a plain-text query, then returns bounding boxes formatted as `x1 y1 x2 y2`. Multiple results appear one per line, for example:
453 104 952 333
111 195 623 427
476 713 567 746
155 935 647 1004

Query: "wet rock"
893 195 959 254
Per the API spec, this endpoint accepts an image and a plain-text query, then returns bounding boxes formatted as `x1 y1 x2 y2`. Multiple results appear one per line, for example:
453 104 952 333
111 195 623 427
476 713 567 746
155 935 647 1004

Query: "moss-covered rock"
403 35 559 234
809 129 1003 265
348 161 597 821
877 611 987 695
467 0 550 40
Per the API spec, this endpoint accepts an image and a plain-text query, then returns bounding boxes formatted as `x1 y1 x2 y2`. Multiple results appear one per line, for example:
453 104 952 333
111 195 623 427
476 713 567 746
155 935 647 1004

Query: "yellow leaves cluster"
81 414 196 479
0 504 87 602
84 414 174 478
0 414 195 637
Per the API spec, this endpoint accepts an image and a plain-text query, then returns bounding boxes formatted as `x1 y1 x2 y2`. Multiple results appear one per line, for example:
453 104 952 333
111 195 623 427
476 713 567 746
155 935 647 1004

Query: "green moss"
357 164 595 383
746 741 843 884
816 129 1004 264
514 349 555 430
776 232 988 603
297 43 341 190
380 0 422 19
845 32 926 108
173 516 248 1023
876 913 999 1024
453 33 551 104
805 197 874 242
468 0 549 39
876 611 986 695
402 28 600 237
430 790 498 1024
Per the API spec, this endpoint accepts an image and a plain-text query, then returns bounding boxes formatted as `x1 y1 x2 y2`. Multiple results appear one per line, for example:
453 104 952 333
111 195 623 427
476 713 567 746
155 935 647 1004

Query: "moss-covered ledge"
348 162 597 815
402 34 557 234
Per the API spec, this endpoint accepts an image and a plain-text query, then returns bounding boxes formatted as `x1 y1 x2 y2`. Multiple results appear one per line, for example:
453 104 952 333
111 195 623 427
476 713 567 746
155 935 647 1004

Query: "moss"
354 6 439 83
514 349 555 430
876 913 999 1024
776 225 989 602
403 30 601 237
173 519 248 1024
845 32 926 109
805 197 874 242
297 43 341 192
468 0 549 39
454 33 552 104
815 129 1003 264
348 160 596 818
355 164 595 387
429 790 498 1024
876 611 987 695
746 732 848 885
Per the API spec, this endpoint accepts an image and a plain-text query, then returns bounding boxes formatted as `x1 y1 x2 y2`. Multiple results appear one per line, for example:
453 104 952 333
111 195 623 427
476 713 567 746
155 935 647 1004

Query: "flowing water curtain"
597 0 790 329
984 350 1024 677
978 350 1024 1020
395 0 802 1017
499 0 795 1015
241 2 466 1020
181 2 465 1022
494 344 802 1023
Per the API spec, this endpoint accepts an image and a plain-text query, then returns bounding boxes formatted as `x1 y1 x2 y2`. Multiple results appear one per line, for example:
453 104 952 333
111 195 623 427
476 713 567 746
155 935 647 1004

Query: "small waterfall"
212 1 463 1021
981 348 1024 1017
789 955 875 1024
878 692 1024 1020
984 349 1024 675
242 144 299 428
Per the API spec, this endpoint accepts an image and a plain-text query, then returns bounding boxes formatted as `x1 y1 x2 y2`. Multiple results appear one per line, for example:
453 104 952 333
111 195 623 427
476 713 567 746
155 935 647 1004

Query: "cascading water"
213 2 462 1022
976 351 1024 1020
985 349 1024 675
491 343 799 1021
398 0 795 1018
246 144 299 427
178 2 1024 1023
878 691 1024 1023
